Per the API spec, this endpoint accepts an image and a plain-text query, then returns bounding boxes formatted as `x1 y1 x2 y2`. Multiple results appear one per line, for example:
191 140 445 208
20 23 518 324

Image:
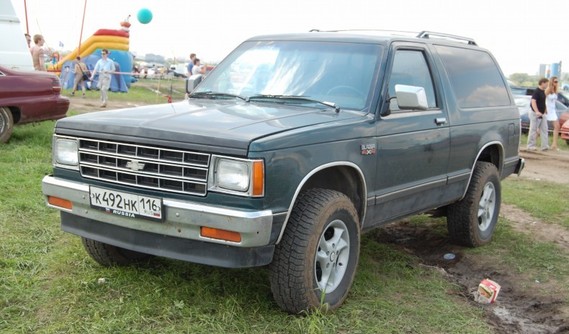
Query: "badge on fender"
360 143 376 155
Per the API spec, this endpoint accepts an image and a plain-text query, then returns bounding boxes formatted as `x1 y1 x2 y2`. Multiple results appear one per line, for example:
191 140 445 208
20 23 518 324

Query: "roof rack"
309 29 478 46
416 31 477 45
309 29 418 37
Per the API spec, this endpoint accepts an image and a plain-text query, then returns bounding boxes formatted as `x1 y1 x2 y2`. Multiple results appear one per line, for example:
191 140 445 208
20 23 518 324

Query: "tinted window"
388 50 437 111
509 86 527 95
435 45 510 108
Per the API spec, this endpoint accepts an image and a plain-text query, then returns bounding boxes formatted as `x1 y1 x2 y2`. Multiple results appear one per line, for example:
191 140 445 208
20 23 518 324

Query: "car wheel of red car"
0 107 14 143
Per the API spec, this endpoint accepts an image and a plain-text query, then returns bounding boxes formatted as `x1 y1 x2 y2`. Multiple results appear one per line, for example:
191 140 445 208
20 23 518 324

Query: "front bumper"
42 175 278 267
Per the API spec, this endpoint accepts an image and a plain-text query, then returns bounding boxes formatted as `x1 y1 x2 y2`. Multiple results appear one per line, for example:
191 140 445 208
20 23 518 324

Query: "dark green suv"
42 30 524 313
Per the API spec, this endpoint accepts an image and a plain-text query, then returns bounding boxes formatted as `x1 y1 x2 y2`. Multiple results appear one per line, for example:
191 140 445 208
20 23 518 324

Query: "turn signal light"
200 227 241 242
47 196 72 210
252 160 264 196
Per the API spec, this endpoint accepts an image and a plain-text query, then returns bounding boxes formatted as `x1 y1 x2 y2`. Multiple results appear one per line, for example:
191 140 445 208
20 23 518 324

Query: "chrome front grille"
78 138 210 196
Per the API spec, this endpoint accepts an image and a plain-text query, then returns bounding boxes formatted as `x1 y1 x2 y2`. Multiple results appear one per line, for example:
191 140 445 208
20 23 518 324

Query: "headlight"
216 159 250 191
54 137 79 167
209 156 264 197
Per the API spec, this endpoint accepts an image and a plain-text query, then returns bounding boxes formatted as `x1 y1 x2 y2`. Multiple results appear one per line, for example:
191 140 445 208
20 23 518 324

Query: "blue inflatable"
60 49 133 92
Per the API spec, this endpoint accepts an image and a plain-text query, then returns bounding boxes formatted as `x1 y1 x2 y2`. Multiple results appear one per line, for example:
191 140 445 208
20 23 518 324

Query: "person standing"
90 49 115 108
527 78 549 151
545 76 560 151
187 53 196 76
191 58 205 75
30 34 47 71
71 56 88 97
24 33 32 48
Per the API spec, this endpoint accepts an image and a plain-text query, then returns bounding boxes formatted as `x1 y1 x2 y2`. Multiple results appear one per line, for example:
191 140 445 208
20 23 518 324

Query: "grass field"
1 95 568 333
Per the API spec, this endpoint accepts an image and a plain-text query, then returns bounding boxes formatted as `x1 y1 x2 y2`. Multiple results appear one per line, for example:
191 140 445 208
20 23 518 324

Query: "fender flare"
460 141 504 199
275 161 368 244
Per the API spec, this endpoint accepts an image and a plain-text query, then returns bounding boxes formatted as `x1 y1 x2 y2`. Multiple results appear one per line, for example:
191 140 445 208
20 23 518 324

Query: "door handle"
435 117 447 125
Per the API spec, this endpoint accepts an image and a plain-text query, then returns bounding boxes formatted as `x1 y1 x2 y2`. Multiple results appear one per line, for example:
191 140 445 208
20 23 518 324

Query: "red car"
561 119 569 145
0 65 70 143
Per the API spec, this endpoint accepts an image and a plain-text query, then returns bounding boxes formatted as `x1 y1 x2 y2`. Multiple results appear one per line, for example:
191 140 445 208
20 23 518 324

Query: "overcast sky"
12 0 568 76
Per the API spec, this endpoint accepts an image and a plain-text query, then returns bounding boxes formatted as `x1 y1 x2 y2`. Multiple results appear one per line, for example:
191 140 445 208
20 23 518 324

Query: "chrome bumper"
42 176 274 247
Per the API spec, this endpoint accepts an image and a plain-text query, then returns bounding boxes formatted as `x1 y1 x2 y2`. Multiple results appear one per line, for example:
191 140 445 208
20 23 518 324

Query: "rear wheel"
270 188 360 313
0 107 14 143
447 162 501 247
81 237 153 266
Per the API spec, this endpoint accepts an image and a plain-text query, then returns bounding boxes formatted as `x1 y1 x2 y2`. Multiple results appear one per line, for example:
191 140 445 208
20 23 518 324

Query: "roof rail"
309 29 478 45
417 31 477 45
309 29 418 36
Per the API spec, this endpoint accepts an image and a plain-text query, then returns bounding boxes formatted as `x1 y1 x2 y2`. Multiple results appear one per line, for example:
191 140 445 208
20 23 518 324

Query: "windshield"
195 40 382 110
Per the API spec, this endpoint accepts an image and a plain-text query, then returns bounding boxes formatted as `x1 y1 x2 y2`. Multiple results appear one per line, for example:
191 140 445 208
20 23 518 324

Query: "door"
371 44 450 224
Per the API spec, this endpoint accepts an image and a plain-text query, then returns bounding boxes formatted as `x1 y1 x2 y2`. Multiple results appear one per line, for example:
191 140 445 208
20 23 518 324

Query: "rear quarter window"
435 45 510 109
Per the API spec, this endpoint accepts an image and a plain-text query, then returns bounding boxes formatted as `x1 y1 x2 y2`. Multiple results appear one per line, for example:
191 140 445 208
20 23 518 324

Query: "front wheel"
270 188 360 313
0 107 14 143
81 237 153 266
447 161 501 247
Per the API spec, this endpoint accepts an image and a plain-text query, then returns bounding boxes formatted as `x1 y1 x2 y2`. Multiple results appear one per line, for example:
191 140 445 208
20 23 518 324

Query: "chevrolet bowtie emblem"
126 160 146 171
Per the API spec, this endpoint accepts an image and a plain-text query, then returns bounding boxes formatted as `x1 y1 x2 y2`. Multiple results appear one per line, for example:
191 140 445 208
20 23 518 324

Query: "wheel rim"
477 182 496 231
0 110 6 133
314 219 350 293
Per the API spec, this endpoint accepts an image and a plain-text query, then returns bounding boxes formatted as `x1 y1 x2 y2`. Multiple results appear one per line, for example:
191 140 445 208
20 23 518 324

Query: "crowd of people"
527 76 561 151
24 30 210 108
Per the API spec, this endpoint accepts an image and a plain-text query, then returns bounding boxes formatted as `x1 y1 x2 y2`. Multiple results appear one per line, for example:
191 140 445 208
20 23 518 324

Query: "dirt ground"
520 149 569 185
68 98 568 332
67 79 177 113
374 149 569 334
68 96 146 114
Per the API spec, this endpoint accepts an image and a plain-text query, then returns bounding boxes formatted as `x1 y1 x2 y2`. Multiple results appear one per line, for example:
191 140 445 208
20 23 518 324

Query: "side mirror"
186 74 203 94
394 84 429 111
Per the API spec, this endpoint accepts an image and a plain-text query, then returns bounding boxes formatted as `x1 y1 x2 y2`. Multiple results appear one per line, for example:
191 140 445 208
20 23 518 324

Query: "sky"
11 0 569 76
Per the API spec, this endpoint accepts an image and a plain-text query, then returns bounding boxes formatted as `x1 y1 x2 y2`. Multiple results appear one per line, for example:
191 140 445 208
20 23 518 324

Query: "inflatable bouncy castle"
58 19 133 92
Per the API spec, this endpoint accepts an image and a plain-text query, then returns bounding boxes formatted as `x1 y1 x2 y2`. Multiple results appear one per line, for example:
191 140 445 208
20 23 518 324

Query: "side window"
388 50 437 111
435 45 510 109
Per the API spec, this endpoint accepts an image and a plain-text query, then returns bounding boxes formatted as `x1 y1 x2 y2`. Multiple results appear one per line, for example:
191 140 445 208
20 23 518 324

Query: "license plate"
89 186 162 221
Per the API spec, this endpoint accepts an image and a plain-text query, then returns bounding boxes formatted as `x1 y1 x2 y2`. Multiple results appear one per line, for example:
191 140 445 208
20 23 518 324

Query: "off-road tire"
81 237 153 266
269 188 360 313
447 161 501 247
0 107 14 143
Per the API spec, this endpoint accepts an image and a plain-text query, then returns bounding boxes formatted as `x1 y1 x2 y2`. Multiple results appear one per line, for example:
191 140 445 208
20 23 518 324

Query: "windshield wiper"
246 94 340 113
189 91 247 101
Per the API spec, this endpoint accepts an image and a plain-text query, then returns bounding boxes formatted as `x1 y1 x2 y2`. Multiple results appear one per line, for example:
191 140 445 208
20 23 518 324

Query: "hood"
0 65 59 79
55 99 362 155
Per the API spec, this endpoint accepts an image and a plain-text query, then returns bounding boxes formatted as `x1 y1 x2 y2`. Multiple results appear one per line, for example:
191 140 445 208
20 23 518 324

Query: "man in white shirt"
90 49 116 108
192 58 205 75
